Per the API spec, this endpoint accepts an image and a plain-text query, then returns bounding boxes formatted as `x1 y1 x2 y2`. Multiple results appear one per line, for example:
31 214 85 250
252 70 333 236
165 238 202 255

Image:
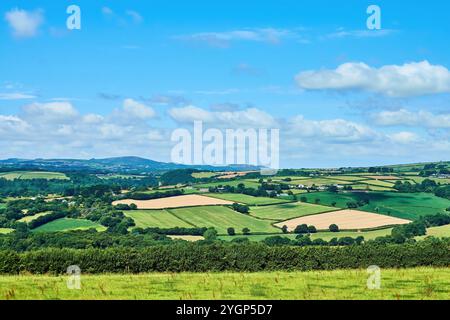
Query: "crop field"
351 184 394 191
249 202 336 221
360 180 396 188
195 179 261 189
331 175 370 181
0 171 68 180
295 178 353 186
191 172 218 179
18 211 52 223
302 192 450 220
364 175 400 180
0 228 13 234
0 268 448 300
113 195 233 209
206 193 290 206
219 228 393 242
405 176 450 185
124 210 193 228
32 218 106 233
169 206 280 234
275 210 410 231
417 224 450 239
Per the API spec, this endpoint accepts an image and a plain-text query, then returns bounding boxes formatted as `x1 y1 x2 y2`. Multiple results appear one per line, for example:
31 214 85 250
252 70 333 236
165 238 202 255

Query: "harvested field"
276 209 411 231
113 195 233 209
168 235 204 241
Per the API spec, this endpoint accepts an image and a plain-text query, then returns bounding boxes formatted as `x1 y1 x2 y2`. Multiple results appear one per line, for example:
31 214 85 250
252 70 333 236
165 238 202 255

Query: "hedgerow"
0 239 448 274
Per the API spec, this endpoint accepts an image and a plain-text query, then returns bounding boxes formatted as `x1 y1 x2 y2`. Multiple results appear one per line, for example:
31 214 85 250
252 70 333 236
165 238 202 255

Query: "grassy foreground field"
0 268 448 300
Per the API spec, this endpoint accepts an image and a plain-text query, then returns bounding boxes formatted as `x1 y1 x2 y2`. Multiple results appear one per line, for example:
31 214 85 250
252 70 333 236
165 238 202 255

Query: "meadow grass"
302 192 450 220
0 171 68 180
32 218 106 233
195 179 261 189
18 211 52 223
416 224 450 240
0 268 448 300
0 228 14 234
249 202 336 221
169 206 280 234
218 228 393 242
124 210 194 228
191 172 218 179
206 193 290 206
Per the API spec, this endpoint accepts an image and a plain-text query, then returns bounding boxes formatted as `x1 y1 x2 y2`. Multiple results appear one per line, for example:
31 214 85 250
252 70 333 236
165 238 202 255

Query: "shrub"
227 227 236 236
329 224 339 232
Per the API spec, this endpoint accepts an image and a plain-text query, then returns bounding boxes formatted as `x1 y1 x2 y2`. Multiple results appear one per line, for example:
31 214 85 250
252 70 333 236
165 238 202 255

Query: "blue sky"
1 0 450 168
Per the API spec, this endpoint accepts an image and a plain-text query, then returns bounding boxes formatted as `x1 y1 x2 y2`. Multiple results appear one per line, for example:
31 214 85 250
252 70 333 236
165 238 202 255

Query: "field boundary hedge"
0 240 448 274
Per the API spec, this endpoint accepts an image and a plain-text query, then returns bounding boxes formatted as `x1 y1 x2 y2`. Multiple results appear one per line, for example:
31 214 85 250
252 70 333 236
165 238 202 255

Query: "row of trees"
0 239 448 274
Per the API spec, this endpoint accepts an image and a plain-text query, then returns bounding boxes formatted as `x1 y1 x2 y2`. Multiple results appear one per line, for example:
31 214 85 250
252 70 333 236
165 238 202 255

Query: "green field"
295 178 353 186
0 228 13 234
0 268 448 300
206 193 290 206
170 206 280 234
405 176 450 185
325 175 369 182
195 179 261 189
18 211 52 223
0 203 6 209
417 225 450 240
249 202 336 221
0 171 68 180
32 218 106 233
191 172 218 179
219 228 393 242
302 192 450 220
124 210 193 228
351 184 394 191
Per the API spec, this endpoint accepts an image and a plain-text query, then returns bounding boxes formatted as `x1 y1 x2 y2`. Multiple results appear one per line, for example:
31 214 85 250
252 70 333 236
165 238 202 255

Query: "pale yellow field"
113 194 233 209
276 209 411 231
168 235 205 241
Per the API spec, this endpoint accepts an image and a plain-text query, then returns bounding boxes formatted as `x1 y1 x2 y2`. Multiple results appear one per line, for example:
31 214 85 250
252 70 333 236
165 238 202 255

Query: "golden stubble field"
276 209 411 231
113 194 233 209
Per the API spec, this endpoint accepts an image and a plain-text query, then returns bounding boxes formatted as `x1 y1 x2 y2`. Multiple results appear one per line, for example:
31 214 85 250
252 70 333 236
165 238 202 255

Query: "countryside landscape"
0 157 449 299
1 0 450 304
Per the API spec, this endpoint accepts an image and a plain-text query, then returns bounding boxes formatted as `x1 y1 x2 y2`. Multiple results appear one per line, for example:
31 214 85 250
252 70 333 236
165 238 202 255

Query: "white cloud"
176 28 295 47
0 92 36 100
372 109 450 128
5 8 44 38
125 10 143 24
326 29 396 39
389 131 419 144
287 116 378 143
295 61 450 97
168 106 276 127
22 102 78 122
101 7 113 15
122 99 156 120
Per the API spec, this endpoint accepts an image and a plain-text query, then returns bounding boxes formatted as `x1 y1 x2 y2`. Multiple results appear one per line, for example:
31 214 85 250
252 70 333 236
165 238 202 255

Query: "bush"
231 203 250 214
227 227 236 236
329 224 339 232
242 228 251 235
294 224 309 234
0 240 448 274
307 225 317 234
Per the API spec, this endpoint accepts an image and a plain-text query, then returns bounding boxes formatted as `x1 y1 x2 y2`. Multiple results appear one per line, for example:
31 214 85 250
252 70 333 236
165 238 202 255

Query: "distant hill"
0 157 261 174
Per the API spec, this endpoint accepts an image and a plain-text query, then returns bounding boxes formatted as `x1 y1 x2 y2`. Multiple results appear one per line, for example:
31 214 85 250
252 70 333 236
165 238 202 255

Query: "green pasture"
249 202 336 221
124 210 193 229
32 218 106 233
206 193 290 206
169 206 280 234
0 268 448 300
